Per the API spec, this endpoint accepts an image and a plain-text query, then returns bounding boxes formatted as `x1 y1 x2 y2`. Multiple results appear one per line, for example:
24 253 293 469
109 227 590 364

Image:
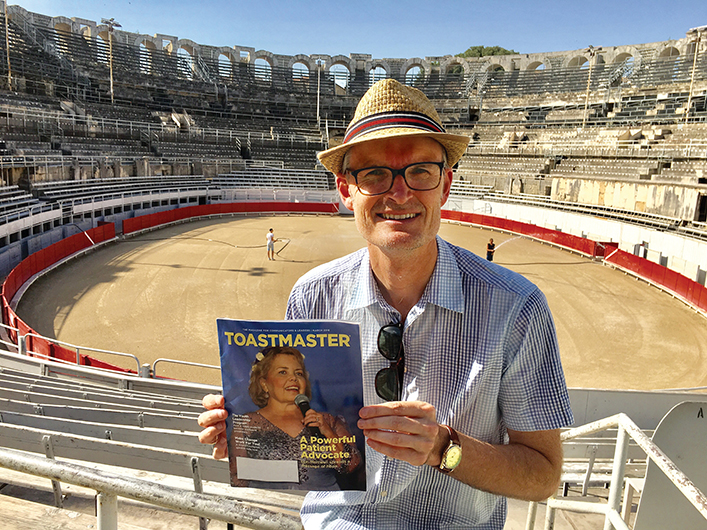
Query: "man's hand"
197 394 228 460
357 401 444 466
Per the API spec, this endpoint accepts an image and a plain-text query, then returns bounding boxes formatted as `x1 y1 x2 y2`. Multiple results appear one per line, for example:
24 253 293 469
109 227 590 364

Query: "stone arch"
253 50 277 68
658 46 680 59
138 38 157 75
486 64 505 72
369 60 390 86
614 52 634 63
177 45 195 79
401 57 430 85
567 55 589 68
526 60 548 71
329 55 355 74
287 54 314 72
329 58 352 90
440 56 468 77
253 52 273 82
217 48 236 78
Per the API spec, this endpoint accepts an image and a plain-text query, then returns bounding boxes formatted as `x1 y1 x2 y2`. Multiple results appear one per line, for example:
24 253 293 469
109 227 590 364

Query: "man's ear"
336 174 355 210
440 167 453 206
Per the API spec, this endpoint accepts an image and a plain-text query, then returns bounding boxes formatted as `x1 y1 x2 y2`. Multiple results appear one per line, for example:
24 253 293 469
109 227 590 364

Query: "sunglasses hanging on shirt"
375 323 405 401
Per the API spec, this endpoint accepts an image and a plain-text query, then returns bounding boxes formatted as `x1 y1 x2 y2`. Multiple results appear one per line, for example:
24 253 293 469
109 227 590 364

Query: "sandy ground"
16 213 707 390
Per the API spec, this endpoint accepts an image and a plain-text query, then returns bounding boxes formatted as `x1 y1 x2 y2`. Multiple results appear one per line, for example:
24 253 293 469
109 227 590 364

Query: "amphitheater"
0 2 706 529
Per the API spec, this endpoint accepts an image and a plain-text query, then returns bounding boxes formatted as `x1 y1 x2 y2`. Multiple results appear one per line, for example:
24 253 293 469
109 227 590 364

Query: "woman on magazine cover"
228 346 362 490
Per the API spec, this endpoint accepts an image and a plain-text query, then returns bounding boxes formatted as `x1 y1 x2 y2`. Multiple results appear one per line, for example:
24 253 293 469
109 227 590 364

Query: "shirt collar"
344 236 464 315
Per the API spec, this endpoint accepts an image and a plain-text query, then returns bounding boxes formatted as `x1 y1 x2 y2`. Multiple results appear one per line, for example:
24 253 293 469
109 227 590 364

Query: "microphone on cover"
295 394 322 438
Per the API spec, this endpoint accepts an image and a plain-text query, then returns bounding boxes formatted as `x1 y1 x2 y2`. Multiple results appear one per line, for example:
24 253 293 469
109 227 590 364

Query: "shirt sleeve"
498 288 574 432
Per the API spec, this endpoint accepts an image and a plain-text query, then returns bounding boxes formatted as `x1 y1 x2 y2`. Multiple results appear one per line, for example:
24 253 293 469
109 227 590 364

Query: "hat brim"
317 127 470 175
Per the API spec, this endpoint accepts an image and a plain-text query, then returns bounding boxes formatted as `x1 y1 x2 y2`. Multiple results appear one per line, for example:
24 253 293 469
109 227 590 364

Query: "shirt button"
380 490 388 497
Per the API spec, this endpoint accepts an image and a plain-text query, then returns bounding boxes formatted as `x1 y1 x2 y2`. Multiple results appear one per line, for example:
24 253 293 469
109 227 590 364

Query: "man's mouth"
379 213 418 220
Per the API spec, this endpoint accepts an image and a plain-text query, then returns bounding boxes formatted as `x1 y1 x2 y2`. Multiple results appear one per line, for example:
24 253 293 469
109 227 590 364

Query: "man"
266 228 277 260
199 79 573 529
487 238 496 261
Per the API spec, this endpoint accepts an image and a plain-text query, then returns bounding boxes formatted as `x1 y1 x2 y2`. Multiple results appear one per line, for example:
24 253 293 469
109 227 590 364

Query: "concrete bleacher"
213 167 333 190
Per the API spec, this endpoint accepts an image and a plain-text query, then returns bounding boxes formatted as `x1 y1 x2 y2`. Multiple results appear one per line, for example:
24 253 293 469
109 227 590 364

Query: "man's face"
336 136 452 254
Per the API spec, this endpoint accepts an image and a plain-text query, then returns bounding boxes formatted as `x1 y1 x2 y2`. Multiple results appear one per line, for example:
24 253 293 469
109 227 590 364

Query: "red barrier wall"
442 210 601 258
1 203 338 372
442 209 707 315
123 202 339 235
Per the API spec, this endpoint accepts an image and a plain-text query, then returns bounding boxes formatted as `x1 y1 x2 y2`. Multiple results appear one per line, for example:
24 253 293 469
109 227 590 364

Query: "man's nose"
387 171 413 197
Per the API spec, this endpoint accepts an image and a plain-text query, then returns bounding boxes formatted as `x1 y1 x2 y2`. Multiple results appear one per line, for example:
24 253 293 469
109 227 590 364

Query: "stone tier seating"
213 168 333 190
31 176 211 200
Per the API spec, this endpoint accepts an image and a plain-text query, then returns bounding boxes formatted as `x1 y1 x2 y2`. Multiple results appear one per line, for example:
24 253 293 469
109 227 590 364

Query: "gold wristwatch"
438 425 462 474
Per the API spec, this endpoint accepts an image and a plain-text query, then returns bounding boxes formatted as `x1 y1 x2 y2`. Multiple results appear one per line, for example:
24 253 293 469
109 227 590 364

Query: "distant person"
487 238 496 261
266 228 277 260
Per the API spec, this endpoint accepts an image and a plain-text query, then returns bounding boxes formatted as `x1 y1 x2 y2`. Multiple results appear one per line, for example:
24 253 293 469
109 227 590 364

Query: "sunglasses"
375 323 405 401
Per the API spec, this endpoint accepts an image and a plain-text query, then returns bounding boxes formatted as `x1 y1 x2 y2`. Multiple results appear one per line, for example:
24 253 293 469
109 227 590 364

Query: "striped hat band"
343 111 445 144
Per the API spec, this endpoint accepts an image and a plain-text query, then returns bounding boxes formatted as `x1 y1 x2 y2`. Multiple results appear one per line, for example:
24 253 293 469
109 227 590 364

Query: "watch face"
443 445 462 470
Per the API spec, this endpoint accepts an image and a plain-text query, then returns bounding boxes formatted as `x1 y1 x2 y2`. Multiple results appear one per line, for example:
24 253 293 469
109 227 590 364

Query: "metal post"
3 0 11 90
685 28 705 124
96 491 118 530
42 435 63 509
101 18 121 105
603 423 630 530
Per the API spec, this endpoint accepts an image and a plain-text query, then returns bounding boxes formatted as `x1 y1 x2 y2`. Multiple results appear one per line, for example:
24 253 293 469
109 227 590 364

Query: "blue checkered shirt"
286 236 573 529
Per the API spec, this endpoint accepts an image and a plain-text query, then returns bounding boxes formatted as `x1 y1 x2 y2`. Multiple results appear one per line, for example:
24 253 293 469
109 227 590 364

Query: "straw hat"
317 79 470 175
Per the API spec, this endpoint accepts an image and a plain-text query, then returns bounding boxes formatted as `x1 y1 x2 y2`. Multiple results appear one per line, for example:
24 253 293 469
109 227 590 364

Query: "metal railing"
21 332 141 373
0 446 302 530
526 413 707 530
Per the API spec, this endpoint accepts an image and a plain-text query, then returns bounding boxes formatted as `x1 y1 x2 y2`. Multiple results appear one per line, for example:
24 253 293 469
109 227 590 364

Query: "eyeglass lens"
353 162 443 196
375 324 404 401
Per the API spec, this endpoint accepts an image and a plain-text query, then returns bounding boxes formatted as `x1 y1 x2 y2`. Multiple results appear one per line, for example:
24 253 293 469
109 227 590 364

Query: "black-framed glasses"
346 161 445 196
375 323 405 401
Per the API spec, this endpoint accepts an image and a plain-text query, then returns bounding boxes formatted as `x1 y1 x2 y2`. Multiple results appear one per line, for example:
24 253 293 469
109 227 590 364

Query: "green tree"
456 46 518 58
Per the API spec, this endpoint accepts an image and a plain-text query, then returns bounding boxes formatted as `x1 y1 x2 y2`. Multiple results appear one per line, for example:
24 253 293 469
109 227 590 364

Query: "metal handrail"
152 358 220 377
527 413 707 530
23 332 141 373
0 447 302 530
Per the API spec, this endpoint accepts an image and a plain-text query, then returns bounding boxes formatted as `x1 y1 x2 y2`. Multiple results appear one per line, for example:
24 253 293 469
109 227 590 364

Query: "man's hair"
248 346 311 408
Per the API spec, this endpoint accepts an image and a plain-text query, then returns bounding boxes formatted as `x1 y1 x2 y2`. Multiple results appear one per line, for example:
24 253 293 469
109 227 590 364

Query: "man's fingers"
359 401 436 420
197 407 227 428
198 421 226 445
212 436 228 460
202 394 225 410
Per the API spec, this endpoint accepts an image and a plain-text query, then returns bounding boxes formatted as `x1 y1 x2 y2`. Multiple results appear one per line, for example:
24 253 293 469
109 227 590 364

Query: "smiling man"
199 79 573 529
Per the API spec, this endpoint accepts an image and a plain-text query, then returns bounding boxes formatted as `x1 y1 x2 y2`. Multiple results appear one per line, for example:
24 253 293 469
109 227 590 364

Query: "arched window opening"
219 54 233 78
254 58 272 82
568 56 589 69
292 62 309 80
177 48 193 79
405 66 424 86
369 66 387 86
528 61 546 71
139 41 155 74
330 64 350 91
54 22 72 55
487 64 505 72
659 47 680 59
97 32 109 65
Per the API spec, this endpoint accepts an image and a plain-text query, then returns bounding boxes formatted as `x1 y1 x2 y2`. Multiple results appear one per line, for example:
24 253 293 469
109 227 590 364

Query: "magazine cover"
217 318 366 492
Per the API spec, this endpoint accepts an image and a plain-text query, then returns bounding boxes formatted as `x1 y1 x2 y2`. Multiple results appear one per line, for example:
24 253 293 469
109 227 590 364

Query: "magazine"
217 318 366 492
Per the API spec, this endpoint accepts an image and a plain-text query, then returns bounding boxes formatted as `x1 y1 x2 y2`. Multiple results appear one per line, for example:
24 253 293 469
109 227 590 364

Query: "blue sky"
13 0 707 58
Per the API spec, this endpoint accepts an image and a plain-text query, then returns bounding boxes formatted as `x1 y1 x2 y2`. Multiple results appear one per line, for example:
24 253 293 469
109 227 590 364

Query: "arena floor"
16 213 707 390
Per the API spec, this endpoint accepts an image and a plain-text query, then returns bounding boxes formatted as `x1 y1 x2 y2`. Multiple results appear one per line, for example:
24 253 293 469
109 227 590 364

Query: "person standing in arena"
487 238 496 261
266 228 277 260
199 79 573 529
